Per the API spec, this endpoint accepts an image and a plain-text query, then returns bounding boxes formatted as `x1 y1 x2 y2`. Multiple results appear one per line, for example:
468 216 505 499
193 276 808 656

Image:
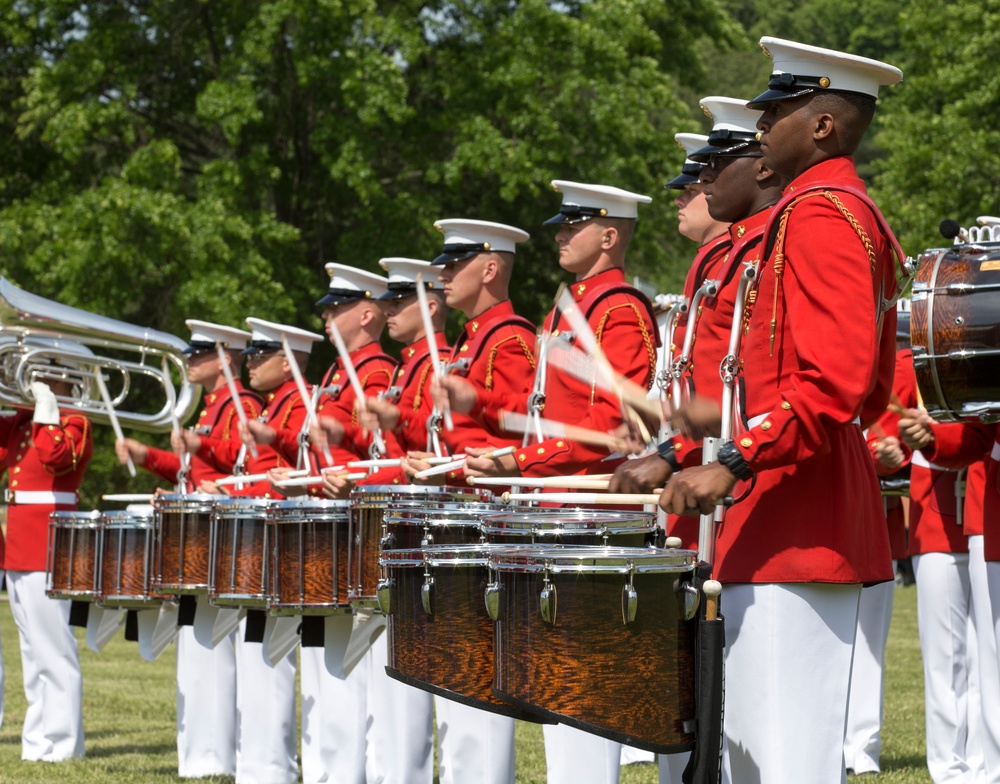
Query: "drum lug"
539 576 557 625
376 579 394 614
677 580 700 621
421 571 435 615
379 533 396 550
421 527 434 547
622 581 638 625
484 581 504 620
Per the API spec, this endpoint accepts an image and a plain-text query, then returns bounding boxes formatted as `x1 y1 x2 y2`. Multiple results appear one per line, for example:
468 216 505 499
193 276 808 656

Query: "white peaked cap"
244 317 324 355
977 216 1000 226
318 263 389 306
749 37 902 108
377 258 443 298
431 219 529 264
546 180 652 224
699 97 762 136
184 319 251 353
675 133 710 161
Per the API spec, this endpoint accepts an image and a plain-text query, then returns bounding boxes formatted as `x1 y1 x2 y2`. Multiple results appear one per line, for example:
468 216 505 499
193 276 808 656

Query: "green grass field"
0 586 933 783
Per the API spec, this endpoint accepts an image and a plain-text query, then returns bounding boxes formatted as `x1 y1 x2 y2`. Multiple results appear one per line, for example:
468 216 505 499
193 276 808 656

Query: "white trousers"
843 577 895 774
543 723 621 784
366 632 435 784
620 744 655 765
973 539 1000 784
658 749 690 783
913 551 975 784
436 696 515 784
176 623 238 777
721 582 860 784
234 618 298 784
6 570 85 761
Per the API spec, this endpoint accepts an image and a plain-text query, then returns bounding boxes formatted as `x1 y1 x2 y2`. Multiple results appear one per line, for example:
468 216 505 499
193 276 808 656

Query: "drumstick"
500 491 661 506
414 446 515 479
95 368 136 477
215 468 314 487
217 343 258 459
274 472 366 488
282 335 334 467
415 272 453 431
703 579 722 621
327 323 387 456
102 493 155 503
469 475 614 490
348 454 467 469
499 410 626 452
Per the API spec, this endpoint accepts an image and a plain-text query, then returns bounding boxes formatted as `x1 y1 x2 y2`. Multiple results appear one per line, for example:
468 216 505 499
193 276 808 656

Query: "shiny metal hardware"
539 569 557 625
622 570 638 624
420 526 434 547
484 581 504 620
421 566 435 615
677 580 700 621
376 578 393 614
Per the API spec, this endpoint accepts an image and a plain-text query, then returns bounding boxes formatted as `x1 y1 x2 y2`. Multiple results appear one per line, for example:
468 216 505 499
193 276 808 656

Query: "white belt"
910 451 949 472
5 490 78 505
992 442 1000 461
746 412 861 430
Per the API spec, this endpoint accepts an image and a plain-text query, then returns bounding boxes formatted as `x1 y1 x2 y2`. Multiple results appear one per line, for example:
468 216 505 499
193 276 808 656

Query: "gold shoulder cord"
485 333 536 391
766 191 876 356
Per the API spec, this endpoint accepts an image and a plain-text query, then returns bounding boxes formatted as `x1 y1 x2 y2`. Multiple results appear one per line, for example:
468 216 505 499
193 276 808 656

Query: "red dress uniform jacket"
719 156 899 584
1 409 93 571
316 341 397 468
143 383 263 487
196 380 306 499
864 349 917 561
441 301 537 463
666 213 769 549
514 268 658 477
356 333 450 488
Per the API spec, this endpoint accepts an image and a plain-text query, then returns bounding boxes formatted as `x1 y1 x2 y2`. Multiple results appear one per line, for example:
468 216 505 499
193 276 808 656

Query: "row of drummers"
46 486 700 753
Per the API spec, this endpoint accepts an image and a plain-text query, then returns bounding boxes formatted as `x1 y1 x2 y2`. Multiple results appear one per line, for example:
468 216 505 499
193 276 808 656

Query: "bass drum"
911 245 1000 421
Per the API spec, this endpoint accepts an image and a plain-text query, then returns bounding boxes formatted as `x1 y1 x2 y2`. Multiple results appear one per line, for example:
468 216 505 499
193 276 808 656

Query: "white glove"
30 381 61 425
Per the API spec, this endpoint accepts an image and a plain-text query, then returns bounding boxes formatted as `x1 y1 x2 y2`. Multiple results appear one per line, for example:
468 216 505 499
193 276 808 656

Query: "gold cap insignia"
819 76 830 88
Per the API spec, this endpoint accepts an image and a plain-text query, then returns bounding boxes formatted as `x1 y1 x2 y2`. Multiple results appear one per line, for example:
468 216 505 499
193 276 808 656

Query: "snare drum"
99 509 164 609
349 485 494 608
209 497 272 608
46 510 102 601
381 503 502 550
269 498 351 615
489 545 698 753
911 245 1000 421
378 544 547 722
481 508 657 548
153 493 216 594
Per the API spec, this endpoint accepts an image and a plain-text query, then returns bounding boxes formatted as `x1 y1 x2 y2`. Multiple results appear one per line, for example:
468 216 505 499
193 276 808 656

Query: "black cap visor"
241 340 283 356
431 243 489 266
542 204 609 226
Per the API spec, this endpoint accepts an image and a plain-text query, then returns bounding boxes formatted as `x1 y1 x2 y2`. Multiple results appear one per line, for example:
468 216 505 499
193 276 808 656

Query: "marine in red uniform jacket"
514 268 657 477
143 383 262 487
1 409 92 571
314 341 397 467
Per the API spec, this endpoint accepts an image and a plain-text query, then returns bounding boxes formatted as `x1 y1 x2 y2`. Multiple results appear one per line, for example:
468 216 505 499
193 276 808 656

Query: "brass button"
537 447 545 455
518 454 526 462
13 467 20 474
11 480 17 488
761 421 772 431
556 441 564 447
781 401 792 410
739 437 753 448
460 345 469 352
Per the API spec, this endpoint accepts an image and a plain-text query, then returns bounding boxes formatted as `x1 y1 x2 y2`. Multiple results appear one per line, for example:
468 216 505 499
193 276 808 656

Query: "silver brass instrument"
0 277 197 432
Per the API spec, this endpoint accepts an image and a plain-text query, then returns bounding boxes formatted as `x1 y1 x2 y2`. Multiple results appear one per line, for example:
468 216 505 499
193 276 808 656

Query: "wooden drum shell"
99 510 166 609
209 498 272 609
153 494 216 594
46 510 103 601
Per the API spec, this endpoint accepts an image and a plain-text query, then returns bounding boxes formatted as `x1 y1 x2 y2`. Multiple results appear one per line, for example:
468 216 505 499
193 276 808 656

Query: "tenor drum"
377 544 548 722
46 510 103 601
911 245 1000 421
269 498 351 615
209 497 272 608
481 508 657 548
153 493 216 594
381 503 502 550
99 509 165 608
489 545 699 753
348 485 494 608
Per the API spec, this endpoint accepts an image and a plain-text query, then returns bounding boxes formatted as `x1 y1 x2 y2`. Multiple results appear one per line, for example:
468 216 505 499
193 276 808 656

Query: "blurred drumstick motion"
498 410 627 452
500 491 661 505
102 493 155 503
94 367 136 477
161 357 191 490
217 342 258 459
348 454 467 470
470 475 614 490
327 322 387 456
415 272 453 431
282 335 334 467
414 446 515 479
274 472 366 488
215 468 317 487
